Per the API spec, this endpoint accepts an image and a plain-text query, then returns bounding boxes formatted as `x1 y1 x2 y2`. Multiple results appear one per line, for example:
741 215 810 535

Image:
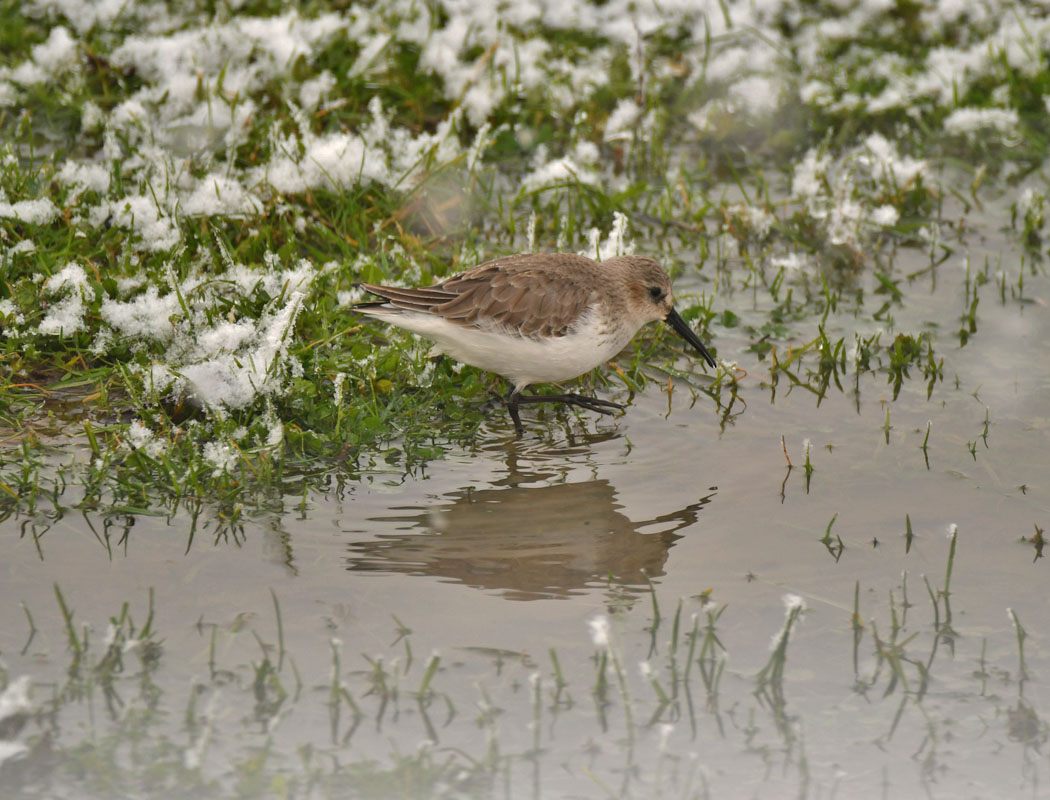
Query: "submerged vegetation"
1 531 1043 799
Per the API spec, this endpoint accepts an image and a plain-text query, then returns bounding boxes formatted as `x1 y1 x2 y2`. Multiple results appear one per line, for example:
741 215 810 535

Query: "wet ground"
2 210 1049 799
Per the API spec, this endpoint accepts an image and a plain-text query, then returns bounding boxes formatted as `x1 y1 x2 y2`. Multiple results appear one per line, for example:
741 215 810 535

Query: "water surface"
2 218 1049 800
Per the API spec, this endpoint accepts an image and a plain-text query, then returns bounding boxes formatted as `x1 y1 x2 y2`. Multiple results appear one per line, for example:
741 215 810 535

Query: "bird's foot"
503 390 626 437
513 393 626 416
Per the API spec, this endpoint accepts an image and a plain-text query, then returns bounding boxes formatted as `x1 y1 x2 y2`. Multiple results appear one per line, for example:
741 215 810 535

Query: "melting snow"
0 198 59 225
0 676 31 722
9 25 78 85
156 290 309 411
943 107 1019 137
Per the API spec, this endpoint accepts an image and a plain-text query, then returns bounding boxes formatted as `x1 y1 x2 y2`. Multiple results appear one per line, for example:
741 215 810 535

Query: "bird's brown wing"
360 253 600 338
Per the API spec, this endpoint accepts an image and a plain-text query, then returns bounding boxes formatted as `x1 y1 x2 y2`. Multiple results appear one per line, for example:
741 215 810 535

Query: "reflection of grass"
820 513 844 562
754 594 805 741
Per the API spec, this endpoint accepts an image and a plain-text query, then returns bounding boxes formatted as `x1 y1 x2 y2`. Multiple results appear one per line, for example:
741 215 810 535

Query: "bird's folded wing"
360 258 598 338
357 284 457 313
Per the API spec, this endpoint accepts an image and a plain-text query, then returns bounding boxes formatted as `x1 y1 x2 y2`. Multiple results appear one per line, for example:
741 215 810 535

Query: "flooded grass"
2 524 1047 798
2 0 1050 797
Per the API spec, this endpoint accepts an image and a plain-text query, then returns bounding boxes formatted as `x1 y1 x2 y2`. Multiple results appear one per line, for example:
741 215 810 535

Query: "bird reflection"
346 477 715 600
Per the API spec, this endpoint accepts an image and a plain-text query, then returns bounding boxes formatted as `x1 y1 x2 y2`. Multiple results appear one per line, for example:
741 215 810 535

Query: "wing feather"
357 253 602 338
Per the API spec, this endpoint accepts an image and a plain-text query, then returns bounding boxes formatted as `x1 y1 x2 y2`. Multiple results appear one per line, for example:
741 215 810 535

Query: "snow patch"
943 107 1019 137
0 198 59 225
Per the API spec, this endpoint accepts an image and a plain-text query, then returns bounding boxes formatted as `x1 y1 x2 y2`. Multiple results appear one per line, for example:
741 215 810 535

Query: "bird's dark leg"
514 393 626 415
504 387 625 435
506 388 525 436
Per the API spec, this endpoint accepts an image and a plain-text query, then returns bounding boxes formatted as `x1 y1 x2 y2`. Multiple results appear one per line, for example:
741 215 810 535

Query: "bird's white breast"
367 306 637 389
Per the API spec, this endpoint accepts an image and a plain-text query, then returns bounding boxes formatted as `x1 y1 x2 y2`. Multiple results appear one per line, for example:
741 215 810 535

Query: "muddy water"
2 229 1049 798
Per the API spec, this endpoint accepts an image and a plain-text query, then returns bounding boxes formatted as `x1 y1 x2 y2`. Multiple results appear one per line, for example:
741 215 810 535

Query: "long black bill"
665 308 717 369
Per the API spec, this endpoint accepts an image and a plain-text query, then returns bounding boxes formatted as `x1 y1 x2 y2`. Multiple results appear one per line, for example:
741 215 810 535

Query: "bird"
354 252 716 434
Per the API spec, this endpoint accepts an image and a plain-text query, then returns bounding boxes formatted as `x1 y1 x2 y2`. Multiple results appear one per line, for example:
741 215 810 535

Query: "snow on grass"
181 174 261 218
38 291 86 336
125 420 167 458
168 290 308 411
260 98 460 195
0 217 323 413
4 0 1029 267
59 245 321 413
201 440 238 474
725 75 784 117
195 321 258 356
0 0 811 248
0 10 355 250
521 156 599 193
0 299 20 318
604 99 642 142
299 70 337 110
1018 187 1045 223
337 287 366 307
728 204 775 240
28 0 147 35
44 262 90 293
348 31 391 78
0 197 59 225
100 285 182 341
102 194 181 253
858 134 927 188
582 211 633 261
789 136 930 251
797 3 1050 130
107 11 345 119
38 262 91 336
943 107 1020 138
792 149 831 206
872 205 900 226
521 140 604 193
8 25 78 85
56 161 111 198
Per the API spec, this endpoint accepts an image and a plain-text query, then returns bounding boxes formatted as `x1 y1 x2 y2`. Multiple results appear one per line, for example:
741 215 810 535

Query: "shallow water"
2 213 1050 799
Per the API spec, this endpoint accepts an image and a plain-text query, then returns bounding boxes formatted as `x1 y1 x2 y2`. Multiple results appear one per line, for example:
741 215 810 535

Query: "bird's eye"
648 285 663 301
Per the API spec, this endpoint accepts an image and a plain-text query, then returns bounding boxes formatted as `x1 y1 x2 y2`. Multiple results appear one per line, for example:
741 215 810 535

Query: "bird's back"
359 252 605 338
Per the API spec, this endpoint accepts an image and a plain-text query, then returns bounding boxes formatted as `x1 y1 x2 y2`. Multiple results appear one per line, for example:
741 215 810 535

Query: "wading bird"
356 253 716 434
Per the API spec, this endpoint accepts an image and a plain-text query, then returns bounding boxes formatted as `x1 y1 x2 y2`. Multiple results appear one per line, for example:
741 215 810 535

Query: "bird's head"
605 255 717 369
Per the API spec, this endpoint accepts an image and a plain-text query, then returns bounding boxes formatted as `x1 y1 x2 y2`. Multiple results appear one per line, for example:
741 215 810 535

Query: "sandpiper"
355 253 716 434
